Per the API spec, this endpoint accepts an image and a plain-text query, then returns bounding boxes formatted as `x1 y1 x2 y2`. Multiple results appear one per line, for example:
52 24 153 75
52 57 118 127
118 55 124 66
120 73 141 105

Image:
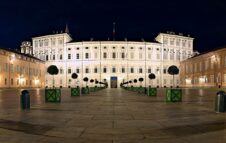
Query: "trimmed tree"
168 65 179 87
71 73 78 87
47 65 59 88
138 78 144 87
83 77 89 86
148 73 156 87
148 73 157 96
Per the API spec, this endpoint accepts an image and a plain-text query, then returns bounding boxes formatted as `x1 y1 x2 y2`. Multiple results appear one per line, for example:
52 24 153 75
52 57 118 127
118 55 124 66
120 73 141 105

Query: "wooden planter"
166 88 182 102
148 87 157 96
45 89 61 102
71 87 80 96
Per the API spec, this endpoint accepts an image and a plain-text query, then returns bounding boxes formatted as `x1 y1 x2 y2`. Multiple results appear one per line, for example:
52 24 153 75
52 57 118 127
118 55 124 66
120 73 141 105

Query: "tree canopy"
71 73 78 79
148 73 156 80
47 65 59 75
168 65 179 75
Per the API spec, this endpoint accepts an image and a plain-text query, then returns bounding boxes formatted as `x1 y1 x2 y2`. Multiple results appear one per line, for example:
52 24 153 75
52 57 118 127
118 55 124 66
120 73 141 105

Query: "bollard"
21 90 30 110
215 91 226 113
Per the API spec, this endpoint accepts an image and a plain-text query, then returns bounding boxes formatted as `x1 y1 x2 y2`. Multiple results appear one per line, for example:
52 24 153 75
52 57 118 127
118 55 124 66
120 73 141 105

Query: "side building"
0 45 45 88
31 30 194 88
180 47 226 88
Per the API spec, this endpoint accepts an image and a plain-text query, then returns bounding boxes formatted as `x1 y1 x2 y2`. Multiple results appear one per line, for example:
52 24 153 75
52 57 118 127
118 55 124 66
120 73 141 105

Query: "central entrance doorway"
110 76 117 88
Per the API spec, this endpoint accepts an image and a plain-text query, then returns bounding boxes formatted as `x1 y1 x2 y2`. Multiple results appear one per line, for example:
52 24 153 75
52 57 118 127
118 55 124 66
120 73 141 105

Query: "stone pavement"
0 88 226 143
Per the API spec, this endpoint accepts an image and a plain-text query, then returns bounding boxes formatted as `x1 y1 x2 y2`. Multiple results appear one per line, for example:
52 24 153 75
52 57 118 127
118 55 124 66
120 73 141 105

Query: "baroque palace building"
180 47 226 88
0 42 45 88
31 29 194 88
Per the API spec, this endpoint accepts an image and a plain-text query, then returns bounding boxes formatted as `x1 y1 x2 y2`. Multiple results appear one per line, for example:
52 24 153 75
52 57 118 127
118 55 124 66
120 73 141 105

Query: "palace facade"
31 30 194 88
180 47 226 88
0 45 45 88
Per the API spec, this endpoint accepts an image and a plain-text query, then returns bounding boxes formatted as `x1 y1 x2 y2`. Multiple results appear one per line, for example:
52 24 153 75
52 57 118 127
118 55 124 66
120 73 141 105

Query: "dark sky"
1 0 226 53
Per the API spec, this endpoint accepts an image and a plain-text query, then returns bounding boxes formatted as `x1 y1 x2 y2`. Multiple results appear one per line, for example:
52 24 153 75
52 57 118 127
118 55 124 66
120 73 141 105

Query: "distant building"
31 28 194 88
0 47 45 88
180 47 226 87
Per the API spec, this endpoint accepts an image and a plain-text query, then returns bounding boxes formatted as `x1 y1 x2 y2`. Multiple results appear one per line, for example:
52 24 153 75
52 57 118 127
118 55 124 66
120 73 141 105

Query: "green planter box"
138 87 145 94
71 87 80 96
90 87 95 92
45 89 61 102
148 87 157 96
82 87 90 94
166 88 182 102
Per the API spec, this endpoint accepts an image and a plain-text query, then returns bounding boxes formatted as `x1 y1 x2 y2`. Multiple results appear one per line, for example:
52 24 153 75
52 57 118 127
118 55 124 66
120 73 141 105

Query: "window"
170 49 174 60
53 55 55 60
163 68 167 74
85 47 89 49
130 52 134 59
68 48 71 51
94 47 98 49
60 54 63 60
122 47 125 49
44 39 49 46
60 69 64 74
122 67 125 73
76 53 79 59
11 78 13 85
112 67 116 73
46 55 48 61
156 67 160 74
139 53 142 59
85 53 89 59
148 68 151 73
52 39 56 46
170 38 174 45
76 68 80 73
156 54 160 60
94 67 98 73
148 53 151 59
130 67 134 73
103 52 107 58
104 46 107 49
94 52 98 59
112 52 116 59
163 37 168 44
224 56 226 67
121 53 125 59
59 39 63 45
85 68 89 73
103 67 107 73
130 47 134 49
112 47 116 49
139 68 143 73
176 39 180 46
176 50 180 60
68 54 71 59
5 78 7 85
68 68 71 74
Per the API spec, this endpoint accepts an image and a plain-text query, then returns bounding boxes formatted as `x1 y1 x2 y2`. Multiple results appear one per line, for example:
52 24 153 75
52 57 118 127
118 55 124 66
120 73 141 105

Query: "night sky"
1 0 226 53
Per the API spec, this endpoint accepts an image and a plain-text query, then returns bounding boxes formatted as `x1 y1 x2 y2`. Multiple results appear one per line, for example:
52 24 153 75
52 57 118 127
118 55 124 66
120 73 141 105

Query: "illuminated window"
76 68 80 73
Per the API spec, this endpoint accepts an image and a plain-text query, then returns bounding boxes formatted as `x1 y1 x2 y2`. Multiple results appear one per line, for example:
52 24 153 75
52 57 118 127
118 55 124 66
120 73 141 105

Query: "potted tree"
133 79 138 91
90 79 95 92
71 73 80 96
82 77 89 94
129 80 133 91
45 65 61 102
166 65 182 102
138 78 145 94
148 73 157 96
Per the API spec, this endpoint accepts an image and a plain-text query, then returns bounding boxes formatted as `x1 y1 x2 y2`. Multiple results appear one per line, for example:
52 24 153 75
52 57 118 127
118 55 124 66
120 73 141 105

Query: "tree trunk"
173 75 174 88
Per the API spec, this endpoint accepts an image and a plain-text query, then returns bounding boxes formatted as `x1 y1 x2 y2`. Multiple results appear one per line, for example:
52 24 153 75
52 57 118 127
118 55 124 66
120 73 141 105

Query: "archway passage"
111 76 117 88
